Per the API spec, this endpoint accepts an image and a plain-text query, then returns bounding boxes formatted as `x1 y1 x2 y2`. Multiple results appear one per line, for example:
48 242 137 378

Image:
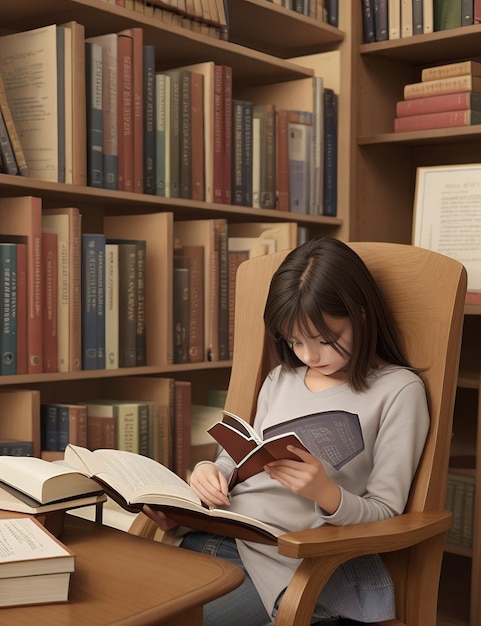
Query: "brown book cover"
117 32 134 192
86 414 116 450
63 404 88 448
213 64 223 203
0 197 43 374
228 249 249 359
61 21 87 186
179 69 192 199
222 65 232 204
396 91 481 117
42 208 82 373
41 232 58 374
104 212 174 366
394 109 481 132
190 71 205 201
404 74 481 100
118 27 143 194
174 380 192 480
276 109 290 211
184 245 205 362
0 73 27 176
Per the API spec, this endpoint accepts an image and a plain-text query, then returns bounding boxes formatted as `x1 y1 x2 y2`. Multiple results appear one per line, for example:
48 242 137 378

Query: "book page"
0 518 70 562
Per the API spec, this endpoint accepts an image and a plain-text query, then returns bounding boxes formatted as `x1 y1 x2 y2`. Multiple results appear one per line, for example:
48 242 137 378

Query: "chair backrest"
224 242 467 516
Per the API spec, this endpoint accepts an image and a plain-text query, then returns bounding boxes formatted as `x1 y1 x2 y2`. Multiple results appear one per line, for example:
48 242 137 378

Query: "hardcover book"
208 409 365 484
63 443 286 544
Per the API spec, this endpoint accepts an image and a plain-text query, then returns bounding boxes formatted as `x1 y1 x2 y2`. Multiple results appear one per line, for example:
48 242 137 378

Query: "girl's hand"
264 445 341 515
189 462 231 508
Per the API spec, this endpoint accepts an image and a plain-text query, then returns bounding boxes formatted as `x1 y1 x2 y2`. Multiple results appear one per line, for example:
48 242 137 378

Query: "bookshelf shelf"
353 2 481 622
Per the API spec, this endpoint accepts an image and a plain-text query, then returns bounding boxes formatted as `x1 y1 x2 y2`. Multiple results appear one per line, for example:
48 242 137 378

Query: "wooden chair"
130 242 467 626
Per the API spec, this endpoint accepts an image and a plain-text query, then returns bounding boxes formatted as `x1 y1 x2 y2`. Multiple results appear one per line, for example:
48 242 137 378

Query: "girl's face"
285 314 353 378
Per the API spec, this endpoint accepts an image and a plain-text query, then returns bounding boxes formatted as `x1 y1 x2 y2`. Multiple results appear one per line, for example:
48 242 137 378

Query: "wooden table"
2 514 245 625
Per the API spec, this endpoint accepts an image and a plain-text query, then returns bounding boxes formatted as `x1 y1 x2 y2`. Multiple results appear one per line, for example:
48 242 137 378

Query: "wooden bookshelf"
351 2 481 624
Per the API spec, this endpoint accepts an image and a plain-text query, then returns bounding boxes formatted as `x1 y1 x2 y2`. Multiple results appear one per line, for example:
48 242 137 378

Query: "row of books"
268 0 338 25
394 59 481 132
0 377 192 479
446 469 475 549
0 24 339 217
361 0 481 43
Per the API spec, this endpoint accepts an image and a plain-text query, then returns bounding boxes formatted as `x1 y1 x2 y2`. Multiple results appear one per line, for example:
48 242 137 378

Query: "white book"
401 0 413 37
388 0 401 39
105 243 119 369
0 25 59 182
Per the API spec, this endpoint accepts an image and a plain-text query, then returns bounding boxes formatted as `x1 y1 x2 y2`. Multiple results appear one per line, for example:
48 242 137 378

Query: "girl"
144 237 430 626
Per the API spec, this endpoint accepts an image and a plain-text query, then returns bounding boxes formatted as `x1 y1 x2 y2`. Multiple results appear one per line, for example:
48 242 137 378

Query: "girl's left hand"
264 445 341 515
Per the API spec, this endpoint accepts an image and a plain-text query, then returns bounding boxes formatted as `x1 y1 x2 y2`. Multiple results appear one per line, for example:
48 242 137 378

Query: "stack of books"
395 60 481 132
0 516 75 607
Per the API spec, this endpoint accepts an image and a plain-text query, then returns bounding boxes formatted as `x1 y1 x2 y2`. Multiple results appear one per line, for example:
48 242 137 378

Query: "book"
105 213 174 366
86 32 119 190
81 233 106 370
388 0 401 38
0 517 75 607
63 443 286 544
401 0 413 36
173 266 190 363
374 0 389 40
421 60 481 82
174 379 192 479
117 30 134 192
0 438 33 456
0 482 105 516
0 455 103 504
118 27 143 194
0 389 40 457
0 25 60 182
394 109 481 131
0 107 18 175
190 70 205 201
61 21 87 187
404 74 481 99
0 243 16 375
143 44 156 195
361 0 376 42
105 242 119 369
41 231 58 374
208 409 365 484
85 41 103 188
0 72 27 176
423 0 434 32
231 99 254 206
14 240 27 375
434 0 462 29
412 0 424 35
179 68 192 199
288 112 312 213
0 197 42 374
253 104 276 209
42 208 82 373
396 91 481 116
322 88 338 217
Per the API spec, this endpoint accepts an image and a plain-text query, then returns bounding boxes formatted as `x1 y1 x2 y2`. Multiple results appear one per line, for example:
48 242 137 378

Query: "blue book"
81 233 106 369
143 45 156 195
85 41 103 188
374 0 389 41
40 404 59 452
361 0 375 42
322 89 338 217
0 243 16 375
57 404 70 452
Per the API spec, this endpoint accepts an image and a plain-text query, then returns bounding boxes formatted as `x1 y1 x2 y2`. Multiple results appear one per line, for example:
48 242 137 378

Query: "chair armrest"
277 510 452 559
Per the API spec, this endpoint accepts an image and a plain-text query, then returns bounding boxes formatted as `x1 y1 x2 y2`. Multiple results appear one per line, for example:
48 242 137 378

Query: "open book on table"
62 444 286 545
208 409 365 483
0 456 105 513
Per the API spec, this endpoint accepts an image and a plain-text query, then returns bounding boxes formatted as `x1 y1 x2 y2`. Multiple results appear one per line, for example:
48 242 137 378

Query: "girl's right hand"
189 462 230 508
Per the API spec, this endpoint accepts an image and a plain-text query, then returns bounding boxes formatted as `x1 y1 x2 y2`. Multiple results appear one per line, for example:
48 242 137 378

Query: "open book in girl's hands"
208 410 365 483
62 444 286 545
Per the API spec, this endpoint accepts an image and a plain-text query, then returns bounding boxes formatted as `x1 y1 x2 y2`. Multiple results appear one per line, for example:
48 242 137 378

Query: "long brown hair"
263 237 411 392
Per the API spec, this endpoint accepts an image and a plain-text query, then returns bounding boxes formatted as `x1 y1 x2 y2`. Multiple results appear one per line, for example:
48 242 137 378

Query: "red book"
117 32 134 192
396 92 481 117
0 197 43 373
394 109 481 132
41 232 58 373
213 64 223 203
276 109 290 211
118 27 143 194
191 71 205 201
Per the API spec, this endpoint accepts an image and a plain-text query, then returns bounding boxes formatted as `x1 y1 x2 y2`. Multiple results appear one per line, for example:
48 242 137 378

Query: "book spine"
137 403 150 457
57 404 70 451
167 70 181 198
56 27 66 184
117 33 134 192
401 0 413 37
396 92 481 116
262 104 276 209
412 0 424 35
174 380 191 480
41 232 58 374
15 243 27 375
105 243 119 369
97 236 106 369
185 245 205 363
190 72 205 201
215 219 229 361
374 0 389 41
421 60 481 82
117 242 138 367
242 101 254 207
41 404 58 452
70 210 82 372
361 0 375 42
0 244 16 375
81 233 106 370
179 69 192 199
288 114 312 214
0 439 33 455
213 64 224 203
276 109 290 211
155 73 170 197
97 33 119 190
394 109 481 131
85 41 104 188
231 99 244 206
135 240 147 366
222 65 232 205
476 0 481 22
228 249 248 359
0 73 27 175
114 404 139 453
0 109 18 175
143 44 156 195
388 0 401 38
130 28 144 194
67 405 88 447
322 89 338 217
405 75 481 100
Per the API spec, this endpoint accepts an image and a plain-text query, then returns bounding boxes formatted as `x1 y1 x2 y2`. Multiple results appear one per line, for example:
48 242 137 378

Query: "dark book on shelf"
81 233 106 370
0 108 18 175
322 88 338 217
179 68 192 199
0 243 16 376
143 44 156 195
173 266 190 364
41 231 58 374
85 41 103 188
0 438 33 456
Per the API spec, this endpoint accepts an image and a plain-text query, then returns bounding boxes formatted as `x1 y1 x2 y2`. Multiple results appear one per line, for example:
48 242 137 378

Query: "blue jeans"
180 531 273 626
